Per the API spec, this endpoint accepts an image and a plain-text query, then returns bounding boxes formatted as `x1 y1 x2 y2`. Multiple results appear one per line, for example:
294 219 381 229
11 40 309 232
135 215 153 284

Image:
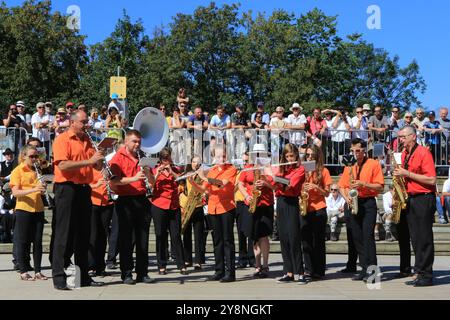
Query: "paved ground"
1 254 450 300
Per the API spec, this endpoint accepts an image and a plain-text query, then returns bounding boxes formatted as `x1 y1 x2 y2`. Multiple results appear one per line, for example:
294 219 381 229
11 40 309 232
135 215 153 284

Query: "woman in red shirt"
150 148 188 275
189 145 237 282
300 144 332 280
274 143 307 284
237 158 275 279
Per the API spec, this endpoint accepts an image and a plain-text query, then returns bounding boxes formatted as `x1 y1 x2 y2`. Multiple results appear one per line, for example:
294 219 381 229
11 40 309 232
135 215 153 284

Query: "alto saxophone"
248 168 262 214
300 172 311 216
348 165 359 215
391 156 408 224
181 174 203 234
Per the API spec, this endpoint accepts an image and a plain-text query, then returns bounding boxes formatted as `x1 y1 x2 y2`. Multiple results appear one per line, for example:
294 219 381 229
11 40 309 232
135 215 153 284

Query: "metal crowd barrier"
0 127 29 161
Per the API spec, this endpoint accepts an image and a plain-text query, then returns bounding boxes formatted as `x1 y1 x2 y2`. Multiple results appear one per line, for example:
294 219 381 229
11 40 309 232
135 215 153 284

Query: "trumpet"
33 161 53 209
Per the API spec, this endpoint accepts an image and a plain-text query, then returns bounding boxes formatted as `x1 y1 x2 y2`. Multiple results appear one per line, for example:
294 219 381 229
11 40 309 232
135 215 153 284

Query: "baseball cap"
66 102 75 108
36 102 45 109
16 101 25 107
362 104 371 111
257 101 264 108
57 107 66 114
428 111 436 117
111 93 119 99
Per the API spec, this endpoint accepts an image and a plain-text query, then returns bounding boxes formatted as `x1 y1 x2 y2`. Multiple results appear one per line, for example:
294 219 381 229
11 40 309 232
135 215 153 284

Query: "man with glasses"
31 102 52 161
3 104 26 158
412 108 429 146
51 110 105 290
65 101 76 115
286 103 307 147
394 125 436 287
178 102 190 128
338 138 384 282
438 107 450 168
351 106 369 141
368 105 389 144
16 101 32 133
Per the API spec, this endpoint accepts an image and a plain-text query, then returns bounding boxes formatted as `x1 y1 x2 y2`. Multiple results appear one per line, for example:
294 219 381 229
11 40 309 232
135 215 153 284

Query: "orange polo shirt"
91 169 113 206
53 129 95 184
239 167 274 207
151 165 181 210
306 168 332 212
204 164 237 215
274 165 305 198
401 144 436 194
338 158 384 198
109 147 147 196
10 163 44 213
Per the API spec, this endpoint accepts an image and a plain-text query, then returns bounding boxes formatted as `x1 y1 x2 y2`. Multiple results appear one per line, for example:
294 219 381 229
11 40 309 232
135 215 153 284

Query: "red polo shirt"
402 144 436 194
151 165 181 210
274 165 305 198
239 167 274 207
109 146 146 196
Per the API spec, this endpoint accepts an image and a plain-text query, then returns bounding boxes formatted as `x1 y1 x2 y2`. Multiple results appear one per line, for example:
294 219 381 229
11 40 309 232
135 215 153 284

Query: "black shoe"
298 275 308 284
96 271 109 278
414 278 433 287
209 273 224 281
339 267 357 273
85 280 104 287
106 263 118 270
194 264 202 271
180 269 189 276
352 273 366 281
396 272 413 279
158 269 167 275
54 285 71 291
123 277 136 285
278 274 295 283
136 276 155 284
220 276 236 283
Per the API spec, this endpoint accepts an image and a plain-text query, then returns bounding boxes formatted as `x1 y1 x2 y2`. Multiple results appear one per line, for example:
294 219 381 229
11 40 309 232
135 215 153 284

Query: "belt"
407 192 434 197
55 182 90 188
358 197 375 201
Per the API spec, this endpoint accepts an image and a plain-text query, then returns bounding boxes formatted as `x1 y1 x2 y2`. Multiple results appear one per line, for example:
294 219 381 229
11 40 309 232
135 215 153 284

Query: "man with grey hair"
412 108 429 146
325 184 345 241
31 102 52 160
438 107 450 168
394 125 436 286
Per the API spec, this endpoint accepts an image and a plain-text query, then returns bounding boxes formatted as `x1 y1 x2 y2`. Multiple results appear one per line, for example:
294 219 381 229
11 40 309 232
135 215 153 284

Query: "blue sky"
5 0 450 112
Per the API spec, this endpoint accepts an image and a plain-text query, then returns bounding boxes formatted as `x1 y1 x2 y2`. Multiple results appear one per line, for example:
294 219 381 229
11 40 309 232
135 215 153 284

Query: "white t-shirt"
31 112 52 141
330 116 351 142
326 193 345 216
210 114 231 128
286 114 307 145
351 116 369 140
442 178 450 193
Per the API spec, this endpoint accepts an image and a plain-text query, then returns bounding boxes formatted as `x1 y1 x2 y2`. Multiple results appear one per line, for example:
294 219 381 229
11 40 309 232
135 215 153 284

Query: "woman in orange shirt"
274 143 307 284
10 145 47 281
237 160 275 279
300 144 332 280
189 144 237 282
150 147 188 275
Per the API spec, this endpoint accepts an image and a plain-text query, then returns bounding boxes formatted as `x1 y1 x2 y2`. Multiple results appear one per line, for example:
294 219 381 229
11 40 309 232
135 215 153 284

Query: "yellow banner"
110 77 127 99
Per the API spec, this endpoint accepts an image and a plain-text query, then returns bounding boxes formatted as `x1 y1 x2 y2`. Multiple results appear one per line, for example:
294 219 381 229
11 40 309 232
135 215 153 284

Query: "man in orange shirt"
338 138 384 282
394 125 436 287
189 145 237 282
52 110 105 290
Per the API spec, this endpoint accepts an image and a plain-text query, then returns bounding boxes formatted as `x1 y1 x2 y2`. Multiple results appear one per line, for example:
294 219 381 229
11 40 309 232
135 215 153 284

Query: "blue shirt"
424 120 442 145
210 114 230 128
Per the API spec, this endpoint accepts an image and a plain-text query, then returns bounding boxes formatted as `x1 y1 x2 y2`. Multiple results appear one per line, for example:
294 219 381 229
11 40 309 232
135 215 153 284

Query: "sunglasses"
356 111 363 114
28 155 39 159
37 107 44 109
331 189 338 191
398 133 413 138
306 153 314 157
276 111 283 113
405 116 413 119
392 110 399 113
351 148 365 153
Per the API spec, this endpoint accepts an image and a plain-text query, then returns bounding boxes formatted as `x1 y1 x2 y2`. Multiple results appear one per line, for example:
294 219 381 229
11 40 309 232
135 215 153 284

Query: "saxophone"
391 156 408 224
348 165 359 215
248 168 262 214
181 174 203 234
300 172 311 216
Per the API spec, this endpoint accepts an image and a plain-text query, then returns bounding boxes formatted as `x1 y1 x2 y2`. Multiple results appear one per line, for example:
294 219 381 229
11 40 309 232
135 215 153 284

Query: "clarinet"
137 150 153 198
85 130 117 202
33 161 53 209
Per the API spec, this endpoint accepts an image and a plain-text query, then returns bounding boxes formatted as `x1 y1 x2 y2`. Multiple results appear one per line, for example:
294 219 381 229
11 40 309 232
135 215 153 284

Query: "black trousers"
116 195 151 279
300 208 327 276
344 214 358 270
88 204 114 273
152 205 185 269
14 210 44 273
210 210 236 277
52 183 92 287
235 201 255 264
348 197 377 272
277 196 304 275
106 207 119 265
182 207 205 265
403 193 435 279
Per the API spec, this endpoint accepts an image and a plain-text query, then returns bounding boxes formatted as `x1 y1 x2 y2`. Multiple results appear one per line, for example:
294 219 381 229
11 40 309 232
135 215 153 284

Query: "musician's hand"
350 180 365 189
35 183 46 194
255 180 266 189
133 171 146 182
304 183 318 191
393 167 409 178
90 151 105 165
245 195 254 203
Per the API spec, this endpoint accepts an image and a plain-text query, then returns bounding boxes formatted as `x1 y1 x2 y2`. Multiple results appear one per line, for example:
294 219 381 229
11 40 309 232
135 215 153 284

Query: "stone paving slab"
1 254 449 300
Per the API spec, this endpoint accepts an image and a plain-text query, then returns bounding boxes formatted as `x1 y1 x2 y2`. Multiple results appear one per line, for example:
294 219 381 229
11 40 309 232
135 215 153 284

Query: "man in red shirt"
394 125 436 287
110 130 154 285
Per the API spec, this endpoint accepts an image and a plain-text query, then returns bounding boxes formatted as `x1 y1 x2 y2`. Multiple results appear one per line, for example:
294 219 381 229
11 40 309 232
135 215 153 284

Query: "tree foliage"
0 1 427 120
